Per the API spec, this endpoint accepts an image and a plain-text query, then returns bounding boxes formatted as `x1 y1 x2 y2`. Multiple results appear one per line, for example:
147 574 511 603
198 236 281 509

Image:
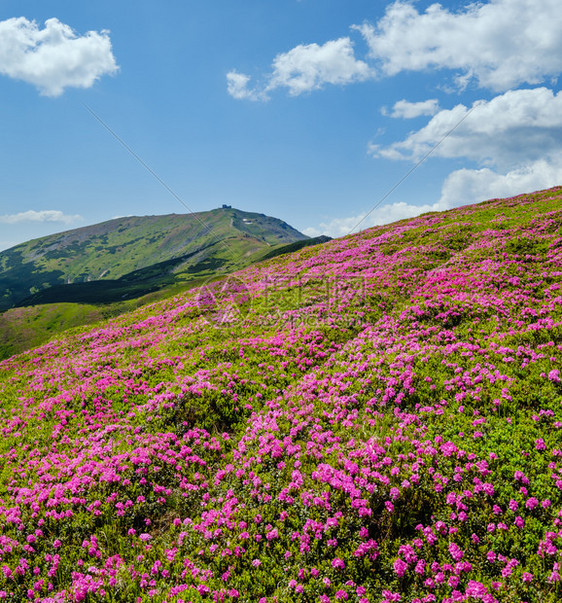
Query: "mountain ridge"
0 207 308 310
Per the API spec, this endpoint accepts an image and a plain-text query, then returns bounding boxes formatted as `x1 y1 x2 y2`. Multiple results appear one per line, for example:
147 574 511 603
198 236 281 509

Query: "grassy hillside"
0 187 561 602
0 303 103 361
0 280 204 360
0 207 307 311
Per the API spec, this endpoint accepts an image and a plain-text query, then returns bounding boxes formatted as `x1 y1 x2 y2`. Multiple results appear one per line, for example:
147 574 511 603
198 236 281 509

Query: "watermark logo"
196 275 252 326
195 274 372 328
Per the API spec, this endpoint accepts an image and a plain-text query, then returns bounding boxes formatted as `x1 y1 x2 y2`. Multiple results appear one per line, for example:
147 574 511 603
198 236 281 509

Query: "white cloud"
306 153 562 236
0 210 83 224
439 158 562 207
226 70 263 101
372 88 562 169
356 0 562 92
371 86 562 212
304 199 443 238
0 17 118 96
227 37 372 99
311 85 562 239
266 37 373 96
228 1 562 101
383 98 439 118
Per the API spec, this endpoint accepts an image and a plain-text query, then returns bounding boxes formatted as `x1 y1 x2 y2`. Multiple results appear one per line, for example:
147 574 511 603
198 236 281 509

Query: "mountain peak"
0 208 308 310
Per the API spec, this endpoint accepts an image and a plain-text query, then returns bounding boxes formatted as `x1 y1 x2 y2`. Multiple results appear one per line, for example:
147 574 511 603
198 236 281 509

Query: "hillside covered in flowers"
1 187 562 602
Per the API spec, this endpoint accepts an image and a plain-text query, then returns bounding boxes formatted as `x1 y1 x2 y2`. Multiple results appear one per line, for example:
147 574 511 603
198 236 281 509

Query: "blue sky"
1 0 561 250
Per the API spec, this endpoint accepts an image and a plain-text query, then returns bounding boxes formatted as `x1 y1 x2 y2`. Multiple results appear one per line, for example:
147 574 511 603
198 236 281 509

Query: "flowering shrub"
0 187 562 601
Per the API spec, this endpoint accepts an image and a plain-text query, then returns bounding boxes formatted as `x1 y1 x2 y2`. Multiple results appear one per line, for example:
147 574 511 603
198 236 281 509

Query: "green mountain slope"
0 207 307 310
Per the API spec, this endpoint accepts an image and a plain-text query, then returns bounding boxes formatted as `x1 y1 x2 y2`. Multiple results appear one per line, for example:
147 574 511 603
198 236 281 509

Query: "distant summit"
0 208 307 310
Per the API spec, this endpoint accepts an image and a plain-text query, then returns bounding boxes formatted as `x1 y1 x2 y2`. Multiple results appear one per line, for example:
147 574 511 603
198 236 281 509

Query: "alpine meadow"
0 187 561 602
